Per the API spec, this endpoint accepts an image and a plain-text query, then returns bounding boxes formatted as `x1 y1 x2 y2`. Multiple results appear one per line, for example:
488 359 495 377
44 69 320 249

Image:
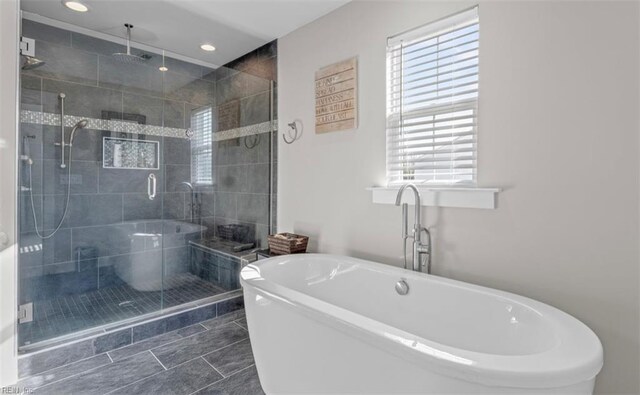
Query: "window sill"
367 186 500 209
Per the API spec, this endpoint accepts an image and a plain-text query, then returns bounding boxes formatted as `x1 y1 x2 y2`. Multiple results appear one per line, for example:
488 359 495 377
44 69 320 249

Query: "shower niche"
103 137 159 170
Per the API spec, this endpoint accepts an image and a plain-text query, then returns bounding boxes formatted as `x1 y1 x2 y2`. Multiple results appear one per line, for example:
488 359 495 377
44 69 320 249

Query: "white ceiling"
20 0 350 67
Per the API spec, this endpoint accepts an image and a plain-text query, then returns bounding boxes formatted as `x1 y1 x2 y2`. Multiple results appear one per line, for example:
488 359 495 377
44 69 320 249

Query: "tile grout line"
31 355 114 390
149 350 168 371
199 337 249 361
104 350 234 395
200 356 226 378
186 364 256 395
106 352 114 363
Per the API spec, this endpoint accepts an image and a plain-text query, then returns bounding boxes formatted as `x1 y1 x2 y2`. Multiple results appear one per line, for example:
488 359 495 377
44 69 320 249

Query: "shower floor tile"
20 273 229 346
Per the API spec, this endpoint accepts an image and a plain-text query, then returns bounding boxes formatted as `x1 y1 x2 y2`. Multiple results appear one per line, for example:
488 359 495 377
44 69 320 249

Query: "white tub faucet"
395 184 431 273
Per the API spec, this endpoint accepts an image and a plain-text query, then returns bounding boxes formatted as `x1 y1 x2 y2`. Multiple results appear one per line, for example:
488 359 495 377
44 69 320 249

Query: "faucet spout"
395 184 430 273
395 184 421 229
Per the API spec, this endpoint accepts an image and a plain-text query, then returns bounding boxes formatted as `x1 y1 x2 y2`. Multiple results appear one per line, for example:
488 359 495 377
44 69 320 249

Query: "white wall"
0 0 19 386
278 1 640 393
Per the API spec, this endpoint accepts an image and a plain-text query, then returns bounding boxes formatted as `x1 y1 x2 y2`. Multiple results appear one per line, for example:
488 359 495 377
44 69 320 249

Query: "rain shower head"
113 23 148 65
22 56 45 70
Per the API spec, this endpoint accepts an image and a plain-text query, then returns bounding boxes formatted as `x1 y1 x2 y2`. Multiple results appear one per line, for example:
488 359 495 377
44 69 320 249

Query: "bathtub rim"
240 253 603 389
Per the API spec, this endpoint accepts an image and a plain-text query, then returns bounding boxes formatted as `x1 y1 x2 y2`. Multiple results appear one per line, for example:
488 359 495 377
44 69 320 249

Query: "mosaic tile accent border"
20 111 276 142
21 110 188 139
212 120 275 142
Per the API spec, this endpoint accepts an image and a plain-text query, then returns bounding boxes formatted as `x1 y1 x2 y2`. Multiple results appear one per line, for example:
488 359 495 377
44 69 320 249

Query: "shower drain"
118 301 135 308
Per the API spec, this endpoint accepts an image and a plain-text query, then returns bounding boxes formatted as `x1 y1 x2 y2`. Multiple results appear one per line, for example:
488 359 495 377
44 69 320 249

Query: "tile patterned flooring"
17 310 265 395
21 274 228 346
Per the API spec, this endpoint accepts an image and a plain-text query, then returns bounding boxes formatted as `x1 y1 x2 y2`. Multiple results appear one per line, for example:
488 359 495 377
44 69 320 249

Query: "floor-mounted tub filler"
240 254 603 394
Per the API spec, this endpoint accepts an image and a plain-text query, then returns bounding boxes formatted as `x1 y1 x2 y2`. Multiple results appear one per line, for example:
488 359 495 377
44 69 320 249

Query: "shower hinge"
18 303 33 324
19 37 35 57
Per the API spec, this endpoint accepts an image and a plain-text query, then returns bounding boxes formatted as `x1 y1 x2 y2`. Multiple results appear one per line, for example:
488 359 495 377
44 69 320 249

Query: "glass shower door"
17 19 167 347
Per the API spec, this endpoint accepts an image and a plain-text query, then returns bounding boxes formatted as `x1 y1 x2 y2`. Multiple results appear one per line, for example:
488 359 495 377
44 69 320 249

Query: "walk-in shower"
17 16 277 352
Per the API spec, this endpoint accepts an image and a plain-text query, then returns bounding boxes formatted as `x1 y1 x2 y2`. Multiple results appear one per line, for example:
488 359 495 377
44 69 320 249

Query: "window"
386 7 479 186
190 106 214 186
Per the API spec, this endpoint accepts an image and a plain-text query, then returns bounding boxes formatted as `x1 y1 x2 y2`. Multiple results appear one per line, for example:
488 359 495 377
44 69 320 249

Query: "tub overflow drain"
395 279 409 295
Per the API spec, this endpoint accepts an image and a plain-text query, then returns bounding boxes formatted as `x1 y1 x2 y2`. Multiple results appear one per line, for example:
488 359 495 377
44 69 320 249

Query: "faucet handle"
401 203 408 238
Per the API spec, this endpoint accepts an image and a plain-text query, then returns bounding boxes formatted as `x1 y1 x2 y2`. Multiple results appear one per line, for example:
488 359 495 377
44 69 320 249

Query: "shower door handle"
148 173 157 200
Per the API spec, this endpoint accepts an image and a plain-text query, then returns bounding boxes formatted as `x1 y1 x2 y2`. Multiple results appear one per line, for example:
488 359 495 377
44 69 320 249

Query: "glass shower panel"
17 19 166 347
163 64 275 306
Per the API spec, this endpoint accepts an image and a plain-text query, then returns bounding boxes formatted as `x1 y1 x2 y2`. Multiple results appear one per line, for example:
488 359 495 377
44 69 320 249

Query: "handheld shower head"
69 119 89 143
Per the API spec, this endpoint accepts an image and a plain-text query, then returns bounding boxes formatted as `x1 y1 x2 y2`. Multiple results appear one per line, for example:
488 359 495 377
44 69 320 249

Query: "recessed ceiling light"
200 44 216 52
63 1 88 12
159 66 168 72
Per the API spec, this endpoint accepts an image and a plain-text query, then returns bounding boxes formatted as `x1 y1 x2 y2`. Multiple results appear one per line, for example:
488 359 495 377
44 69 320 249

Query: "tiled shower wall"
18 19 276 307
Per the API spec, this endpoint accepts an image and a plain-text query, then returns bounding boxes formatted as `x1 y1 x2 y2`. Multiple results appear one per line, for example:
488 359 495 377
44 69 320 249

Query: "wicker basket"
267 233 309 255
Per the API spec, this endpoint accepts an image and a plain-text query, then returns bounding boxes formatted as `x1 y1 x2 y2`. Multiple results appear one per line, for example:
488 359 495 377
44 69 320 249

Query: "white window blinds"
190 106 213 186
386 7 479 186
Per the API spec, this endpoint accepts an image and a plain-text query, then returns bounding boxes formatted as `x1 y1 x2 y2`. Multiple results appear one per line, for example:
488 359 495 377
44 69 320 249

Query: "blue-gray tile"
17 353 111 389
92 328 131 354
213 192 236 220
123 193 162 221
19 228 71 266
162 192 186 220
21 75 42 107
234 317 248 330
164 72 214 106
71 32 125 57
242 163 270 194
215 73 244 104
26 41 98 85
163 137 191 165
240 92 270 127
22 20 72 46
215 166 244 193
38 351 164 395
199 310 244 331
31 159 98 194
115 356 222 394
237 194 269 225
165 164 191 192
132 304 215 343
69 129 103 162
163 99 185 129
98 55 163 98
194 365 264 395
42 79 122 119
72 223 145 258
122 92 163 127
99 167 163 194
199 192 215 218
18 338 94 378
43 194 122 229
217 296 244 317
109 324 205 361
203 338 254 376
164 57 206 80
151 322 248 369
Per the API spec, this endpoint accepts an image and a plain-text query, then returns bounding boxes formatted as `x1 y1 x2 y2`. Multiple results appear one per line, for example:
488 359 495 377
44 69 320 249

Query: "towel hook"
283 121 301 144
244 134 260 149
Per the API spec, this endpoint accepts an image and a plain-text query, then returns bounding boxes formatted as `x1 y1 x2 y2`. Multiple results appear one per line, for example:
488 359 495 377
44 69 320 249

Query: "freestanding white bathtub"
240 254 603 394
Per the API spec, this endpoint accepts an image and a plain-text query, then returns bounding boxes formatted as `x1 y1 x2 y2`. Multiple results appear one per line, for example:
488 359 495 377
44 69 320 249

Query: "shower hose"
27 141 75 240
